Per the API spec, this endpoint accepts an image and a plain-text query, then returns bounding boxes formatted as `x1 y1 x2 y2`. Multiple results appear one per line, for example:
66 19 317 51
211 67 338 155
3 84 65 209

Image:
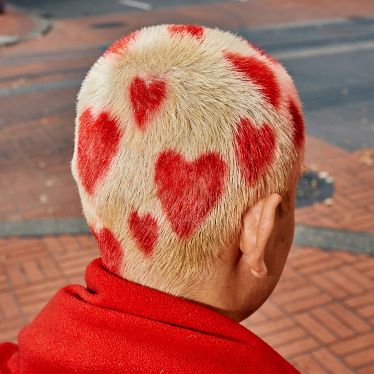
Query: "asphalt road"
9 0 240 18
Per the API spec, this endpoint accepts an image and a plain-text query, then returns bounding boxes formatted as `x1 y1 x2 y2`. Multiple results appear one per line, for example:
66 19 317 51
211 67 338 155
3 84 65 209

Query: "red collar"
84 258 252 342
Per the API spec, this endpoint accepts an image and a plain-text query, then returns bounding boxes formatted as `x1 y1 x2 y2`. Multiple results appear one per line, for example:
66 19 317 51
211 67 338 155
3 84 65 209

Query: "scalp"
71 24 305 295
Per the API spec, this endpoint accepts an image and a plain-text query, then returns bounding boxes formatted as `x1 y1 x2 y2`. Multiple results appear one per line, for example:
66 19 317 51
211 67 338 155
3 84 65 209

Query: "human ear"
240 194 282 278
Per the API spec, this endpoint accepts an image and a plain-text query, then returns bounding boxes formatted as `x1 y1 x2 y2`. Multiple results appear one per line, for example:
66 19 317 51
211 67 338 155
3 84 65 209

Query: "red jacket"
0 259 300 373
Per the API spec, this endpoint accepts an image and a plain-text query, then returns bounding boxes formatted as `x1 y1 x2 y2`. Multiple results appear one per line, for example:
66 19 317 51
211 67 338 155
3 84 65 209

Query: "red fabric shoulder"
0 343 19 374
1 259 300 374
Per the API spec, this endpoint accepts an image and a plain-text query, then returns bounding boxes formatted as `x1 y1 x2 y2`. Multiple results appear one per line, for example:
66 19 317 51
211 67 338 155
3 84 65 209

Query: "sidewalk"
0 6 50 48
0 8 34 46
1 236 373 373
243 245 374 374
0 1 373 373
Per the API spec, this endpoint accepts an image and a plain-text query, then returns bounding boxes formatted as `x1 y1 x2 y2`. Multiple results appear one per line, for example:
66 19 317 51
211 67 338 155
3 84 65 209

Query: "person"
0 24 305 373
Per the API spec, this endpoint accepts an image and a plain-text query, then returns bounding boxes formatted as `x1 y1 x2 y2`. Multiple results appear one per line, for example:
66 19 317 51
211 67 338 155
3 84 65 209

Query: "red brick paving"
0 234 98 341
243 245 374 374
0 239 373 374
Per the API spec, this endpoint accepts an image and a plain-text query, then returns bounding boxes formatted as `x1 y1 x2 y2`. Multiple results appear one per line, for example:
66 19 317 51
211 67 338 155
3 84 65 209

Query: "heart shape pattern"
224 51 280 108
129 210 158 257
77 108 121 195
234 118 276 187
288 97 305 149
155 150 227 239
129 75 167 131
167 24 205 39
90 226 124 275
103 30 139 57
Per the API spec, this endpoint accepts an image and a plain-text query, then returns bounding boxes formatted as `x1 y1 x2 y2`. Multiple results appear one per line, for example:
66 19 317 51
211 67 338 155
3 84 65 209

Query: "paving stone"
264 326 307 348
330 332 374 356
293 313 338 345
311 349 353 374
292 354 328 374
359 364 374 374
310 308 355 339
344 347 374 369
327 304 372 334
345 291 374 308
276 337 320 359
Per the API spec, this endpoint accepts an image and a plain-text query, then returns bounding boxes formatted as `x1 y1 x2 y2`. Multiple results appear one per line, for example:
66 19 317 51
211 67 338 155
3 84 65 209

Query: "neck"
180 251 264 323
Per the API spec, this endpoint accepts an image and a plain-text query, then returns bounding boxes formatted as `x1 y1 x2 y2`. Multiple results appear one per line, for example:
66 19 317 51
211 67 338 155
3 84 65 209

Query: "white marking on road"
274 40 374 60
0 35 18 44
118 0 152 10
0 78 82 97
242 17 357 32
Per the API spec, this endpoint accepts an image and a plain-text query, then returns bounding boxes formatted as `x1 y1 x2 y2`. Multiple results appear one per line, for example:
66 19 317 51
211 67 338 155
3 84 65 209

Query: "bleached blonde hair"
71 24 305 295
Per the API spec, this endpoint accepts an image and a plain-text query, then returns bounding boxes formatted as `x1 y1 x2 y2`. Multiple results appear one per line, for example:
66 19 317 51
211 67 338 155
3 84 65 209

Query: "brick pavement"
0 235 98 342
243 245 374 374
0 0 374 373
0 237 373 374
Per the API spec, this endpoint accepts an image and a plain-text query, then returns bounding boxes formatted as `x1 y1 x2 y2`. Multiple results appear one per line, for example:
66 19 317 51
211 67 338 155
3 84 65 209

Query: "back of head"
71 24 305 295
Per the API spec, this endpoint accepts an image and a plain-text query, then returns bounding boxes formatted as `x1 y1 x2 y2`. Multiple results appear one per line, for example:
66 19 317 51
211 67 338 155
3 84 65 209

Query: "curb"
0 218 373 256
0 8 52 48
293 225 374 255
0 218 90 237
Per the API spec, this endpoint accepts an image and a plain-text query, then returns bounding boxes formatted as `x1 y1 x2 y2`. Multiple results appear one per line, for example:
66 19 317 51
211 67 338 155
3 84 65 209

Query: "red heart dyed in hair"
77 108 121 195
234 118 276 187
167 24 205 39
155 150 227 239
103 30 139 57
224 52 280 108
129 210 158 257
288 98 305 149
90 226 124 275
129 76 167 130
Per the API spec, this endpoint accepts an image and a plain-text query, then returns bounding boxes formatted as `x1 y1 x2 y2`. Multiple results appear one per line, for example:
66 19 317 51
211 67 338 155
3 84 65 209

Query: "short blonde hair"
71 24 305 295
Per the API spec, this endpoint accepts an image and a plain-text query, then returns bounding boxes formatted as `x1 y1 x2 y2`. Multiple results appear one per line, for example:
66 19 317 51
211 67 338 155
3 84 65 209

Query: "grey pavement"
293 225 374 255
8 0 245 18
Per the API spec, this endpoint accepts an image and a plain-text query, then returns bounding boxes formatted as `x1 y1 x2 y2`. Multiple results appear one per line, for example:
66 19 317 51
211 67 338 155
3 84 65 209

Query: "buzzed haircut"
71 24 305 295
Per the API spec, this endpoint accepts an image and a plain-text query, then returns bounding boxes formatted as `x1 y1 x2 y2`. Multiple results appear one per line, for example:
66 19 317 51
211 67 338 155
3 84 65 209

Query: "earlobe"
240 194 282 278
